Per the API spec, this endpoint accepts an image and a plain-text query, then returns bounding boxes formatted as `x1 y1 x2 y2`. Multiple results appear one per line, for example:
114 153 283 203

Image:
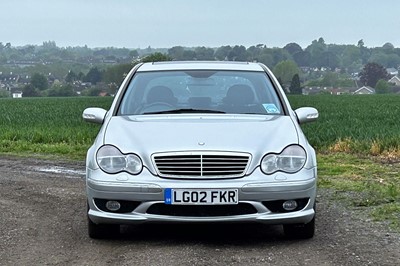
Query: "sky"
2 0 400 49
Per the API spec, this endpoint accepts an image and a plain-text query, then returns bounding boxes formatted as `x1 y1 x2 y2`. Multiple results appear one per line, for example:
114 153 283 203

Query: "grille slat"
153 152 250 179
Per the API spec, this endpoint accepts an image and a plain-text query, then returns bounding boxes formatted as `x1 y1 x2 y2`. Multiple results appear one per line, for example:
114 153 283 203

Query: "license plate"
164 188 238 205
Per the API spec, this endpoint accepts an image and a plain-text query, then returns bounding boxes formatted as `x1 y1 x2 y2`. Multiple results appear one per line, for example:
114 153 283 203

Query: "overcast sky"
2 0 400 49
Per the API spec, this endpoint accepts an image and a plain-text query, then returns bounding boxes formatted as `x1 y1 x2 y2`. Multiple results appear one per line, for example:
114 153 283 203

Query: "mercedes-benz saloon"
83 61 319 239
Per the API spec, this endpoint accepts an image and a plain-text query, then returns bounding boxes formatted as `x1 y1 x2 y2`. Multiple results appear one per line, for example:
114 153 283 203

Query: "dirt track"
0 156 399 266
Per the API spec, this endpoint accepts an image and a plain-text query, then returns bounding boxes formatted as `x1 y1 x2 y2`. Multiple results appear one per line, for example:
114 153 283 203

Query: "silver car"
83 61 319 239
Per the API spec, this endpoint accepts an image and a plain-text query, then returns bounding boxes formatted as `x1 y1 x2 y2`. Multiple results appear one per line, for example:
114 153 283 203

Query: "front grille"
152 152 251 179
146 203 257 216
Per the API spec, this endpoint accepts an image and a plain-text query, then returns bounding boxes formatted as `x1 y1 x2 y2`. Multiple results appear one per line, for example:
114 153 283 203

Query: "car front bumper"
86 167 317 225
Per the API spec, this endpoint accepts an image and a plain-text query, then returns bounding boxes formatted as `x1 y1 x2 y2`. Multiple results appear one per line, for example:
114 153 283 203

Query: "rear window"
118 70 283 115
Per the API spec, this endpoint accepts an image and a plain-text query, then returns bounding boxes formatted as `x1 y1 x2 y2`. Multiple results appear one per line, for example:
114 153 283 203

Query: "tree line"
1 38 399 97
3 38 400 69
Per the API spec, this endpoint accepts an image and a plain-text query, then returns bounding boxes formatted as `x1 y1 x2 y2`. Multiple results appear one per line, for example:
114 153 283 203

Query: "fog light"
282 200 298 211
106 200 121 211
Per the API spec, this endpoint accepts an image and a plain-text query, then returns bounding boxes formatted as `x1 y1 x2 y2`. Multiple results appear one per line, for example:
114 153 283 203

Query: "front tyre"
87 203 120 239
88 217 120 239
283 216 315 239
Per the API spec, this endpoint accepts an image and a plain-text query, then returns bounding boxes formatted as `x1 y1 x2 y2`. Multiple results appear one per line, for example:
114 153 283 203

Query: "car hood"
103 114 299 155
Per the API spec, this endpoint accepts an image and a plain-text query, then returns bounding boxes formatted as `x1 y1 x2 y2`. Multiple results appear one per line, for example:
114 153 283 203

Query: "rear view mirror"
294 107 319 124
82 107 107 124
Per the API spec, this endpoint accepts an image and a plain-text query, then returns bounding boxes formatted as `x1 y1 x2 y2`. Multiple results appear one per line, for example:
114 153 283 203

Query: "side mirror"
294 107 319 124
82 107 107 124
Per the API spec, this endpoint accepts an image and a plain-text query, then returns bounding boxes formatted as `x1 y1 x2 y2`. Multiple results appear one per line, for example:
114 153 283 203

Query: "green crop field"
0 97 113 159
289 94 400 156
1 94 400 158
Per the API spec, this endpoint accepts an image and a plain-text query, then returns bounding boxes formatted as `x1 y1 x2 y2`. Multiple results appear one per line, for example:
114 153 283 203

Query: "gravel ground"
0 156 399 266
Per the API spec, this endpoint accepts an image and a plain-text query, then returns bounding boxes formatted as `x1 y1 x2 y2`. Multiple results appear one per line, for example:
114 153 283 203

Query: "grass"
318 153 400 229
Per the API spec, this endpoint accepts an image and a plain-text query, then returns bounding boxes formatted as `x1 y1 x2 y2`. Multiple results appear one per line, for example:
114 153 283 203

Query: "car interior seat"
146 86 178 106
222 84 255 113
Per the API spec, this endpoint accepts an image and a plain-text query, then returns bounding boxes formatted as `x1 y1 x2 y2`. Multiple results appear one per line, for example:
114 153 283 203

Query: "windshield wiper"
143 109 226 115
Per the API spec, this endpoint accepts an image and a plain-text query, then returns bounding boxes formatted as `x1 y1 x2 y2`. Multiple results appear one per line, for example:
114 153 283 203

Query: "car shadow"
115 223 291 245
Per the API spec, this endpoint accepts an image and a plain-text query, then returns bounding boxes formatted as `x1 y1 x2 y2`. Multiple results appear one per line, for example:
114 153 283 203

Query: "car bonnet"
102 115 299 162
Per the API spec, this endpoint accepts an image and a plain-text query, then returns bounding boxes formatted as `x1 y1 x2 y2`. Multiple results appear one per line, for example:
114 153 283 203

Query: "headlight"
96 145 142 175
261 145 306 174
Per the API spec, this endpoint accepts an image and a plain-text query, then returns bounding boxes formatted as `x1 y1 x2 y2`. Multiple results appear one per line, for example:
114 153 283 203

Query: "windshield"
118 70 283 116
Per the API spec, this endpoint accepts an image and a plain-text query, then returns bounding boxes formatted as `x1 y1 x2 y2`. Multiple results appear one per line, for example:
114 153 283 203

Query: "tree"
246 45 263 61
273 60 300 86
129 49 139 58
141 52 171 62
341 46 361 68
321 72 339 87
182 50 196 60
30 73 48 91
320 51 339 69
81 86 104 96
84 67 103 84
357 39 370 64
375 79 390 94
382 42 395 51
368 52 389 67
283 43 303 55
77 72 85 81
65 70 77 83
103 63 134 84
0 90 10 98
22 84 41 97
214 45 232 60
293 50 311 66
47 84 75 97
168 46 185 60
305 38 327 68
271 48 291 66
359 62 389 87
289 74 302 94
194 46 215 60
228 45 246 61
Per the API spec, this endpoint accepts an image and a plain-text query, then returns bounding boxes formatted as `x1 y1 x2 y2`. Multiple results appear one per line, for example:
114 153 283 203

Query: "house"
388 76 400 86
302 87 322 95
353 86 375 95
12 91 23 98
391 86 400 94
331 87 358 95
386 68 398 76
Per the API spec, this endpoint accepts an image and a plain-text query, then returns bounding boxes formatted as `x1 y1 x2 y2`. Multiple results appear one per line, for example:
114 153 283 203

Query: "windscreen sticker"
263 103 280 114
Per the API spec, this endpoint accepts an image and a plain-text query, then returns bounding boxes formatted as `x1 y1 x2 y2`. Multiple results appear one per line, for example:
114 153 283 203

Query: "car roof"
137 61 265 72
